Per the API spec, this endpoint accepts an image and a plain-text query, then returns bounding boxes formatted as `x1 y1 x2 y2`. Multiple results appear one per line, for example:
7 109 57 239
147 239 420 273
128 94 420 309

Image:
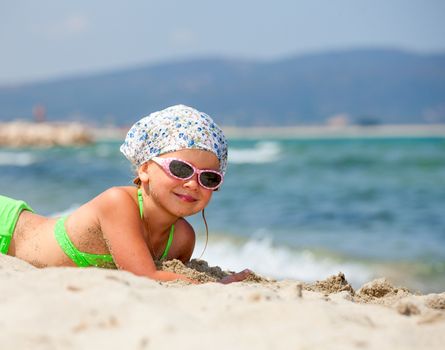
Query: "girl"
0 104 250 284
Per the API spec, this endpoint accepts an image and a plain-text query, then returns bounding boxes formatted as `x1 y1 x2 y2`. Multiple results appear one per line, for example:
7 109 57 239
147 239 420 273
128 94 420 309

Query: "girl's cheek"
202 191 213 205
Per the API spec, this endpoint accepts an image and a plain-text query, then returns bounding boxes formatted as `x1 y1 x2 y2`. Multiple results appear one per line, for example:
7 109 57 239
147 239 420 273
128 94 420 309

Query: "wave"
193 235 373 288
229 141 282 164
0 152 38 167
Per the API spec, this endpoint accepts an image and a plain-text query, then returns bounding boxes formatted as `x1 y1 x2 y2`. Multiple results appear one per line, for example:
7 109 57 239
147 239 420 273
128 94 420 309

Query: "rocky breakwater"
0 121 93 147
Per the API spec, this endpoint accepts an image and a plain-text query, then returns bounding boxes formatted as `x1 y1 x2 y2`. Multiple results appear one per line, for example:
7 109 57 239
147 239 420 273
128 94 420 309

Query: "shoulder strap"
160 224 175 260
138 188 174 260
137 189 144 218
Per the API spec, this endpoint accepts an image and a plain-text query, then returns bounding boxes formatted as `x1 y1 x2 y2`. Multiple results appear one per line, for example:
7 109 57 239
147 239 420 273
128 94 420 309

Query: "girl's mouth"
174 193 197 203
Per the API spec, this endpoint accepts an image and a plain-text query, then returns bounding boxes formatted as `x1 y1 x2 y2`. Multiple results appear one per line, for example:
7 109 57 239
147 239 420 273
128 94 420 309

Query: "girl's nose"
183 174 199 190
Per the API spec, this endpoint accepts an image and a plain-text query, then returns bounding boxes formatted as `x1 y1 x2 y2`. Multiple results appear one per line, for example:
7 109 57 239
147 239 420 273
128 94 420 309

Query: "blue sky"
1 0 444 84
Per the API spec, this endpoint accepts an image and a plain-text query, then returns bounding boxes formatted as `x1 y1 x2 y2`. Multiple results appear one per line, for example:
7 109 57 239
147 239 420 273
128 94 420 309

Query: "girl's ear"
138 163 150 183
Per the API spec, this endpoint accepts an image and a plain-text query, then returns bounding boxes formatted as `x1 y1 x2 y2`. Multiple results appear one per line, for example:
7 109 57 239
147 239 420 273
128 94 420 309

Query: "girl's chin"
171 208 200 218
169 200 203 217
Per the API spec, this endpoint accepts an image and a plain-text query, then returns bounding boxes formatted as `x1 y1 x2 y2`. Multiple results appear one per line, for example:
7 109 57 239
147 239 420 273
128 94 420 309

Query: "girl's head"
137 148 220 218
120 104 228 179
121 105 226 255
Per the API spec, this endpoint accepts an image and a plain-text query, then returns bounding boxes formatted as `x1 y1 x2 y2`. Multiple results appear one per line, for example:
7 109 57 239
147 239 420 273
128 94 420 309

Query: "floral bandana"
120 104 228 174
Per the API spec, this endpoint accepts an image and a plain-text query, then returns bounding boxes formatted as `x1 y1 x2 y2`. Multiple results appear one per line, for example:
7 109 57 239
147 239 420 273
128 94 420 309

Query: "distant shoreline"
2 122 444 148
222 124 445 139
92 124 445 141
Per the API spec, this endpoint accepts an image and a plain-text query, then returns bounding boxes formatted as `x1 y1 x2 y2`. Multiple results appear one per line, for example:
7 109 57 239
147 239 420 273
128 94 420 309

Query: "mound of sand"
303 272 355 295
157 258 271 283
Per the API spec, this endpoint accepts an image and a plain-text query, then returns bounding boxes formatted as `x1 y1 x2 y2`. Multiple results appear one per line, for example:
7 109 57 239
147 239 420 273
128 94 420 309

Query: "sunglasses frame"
152 156 224 190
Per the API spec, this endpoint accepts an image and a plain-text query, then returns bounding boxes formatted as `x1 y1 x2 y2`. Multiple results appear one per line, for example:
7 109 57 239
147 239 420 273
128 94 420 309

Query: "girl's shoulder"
96 186 137 203
90 186 139 216
174 217 196 239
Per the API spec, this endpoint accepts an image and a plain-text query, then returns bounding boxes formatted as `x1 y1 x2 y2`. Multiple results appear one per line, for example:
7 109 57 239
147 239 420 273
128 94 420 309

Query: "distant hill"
0 49 444 126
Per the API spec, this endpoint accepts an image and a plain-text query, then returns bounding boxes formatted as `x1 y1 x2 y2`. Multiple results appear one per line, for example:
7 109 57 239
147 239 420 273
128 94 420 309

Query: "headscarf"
120 104 228 174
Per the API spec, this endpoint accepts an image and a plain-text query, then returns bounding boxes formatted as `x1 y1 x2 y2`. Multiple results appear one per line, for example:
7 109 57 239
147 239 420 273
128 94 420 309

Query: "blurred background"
0 1 444 292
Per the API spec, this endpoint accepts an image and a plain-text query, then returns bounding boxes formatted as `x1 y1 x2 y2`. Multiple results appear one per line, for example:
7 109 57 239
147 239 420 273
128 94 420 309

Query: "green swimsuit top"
54 189 175 268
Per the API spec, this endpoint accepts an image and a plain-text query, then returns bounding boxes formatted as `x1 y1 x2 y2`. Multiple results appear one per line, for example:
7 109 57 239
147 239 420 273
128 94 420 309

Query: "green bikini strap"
137 188 175 260
137 189 144 218
160 224 175 261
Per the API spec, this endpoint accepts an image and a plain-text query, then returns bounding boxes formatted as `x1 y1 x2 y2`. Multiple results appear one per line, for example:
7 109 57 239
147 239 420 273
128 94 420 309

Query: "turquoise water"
1 137 444 292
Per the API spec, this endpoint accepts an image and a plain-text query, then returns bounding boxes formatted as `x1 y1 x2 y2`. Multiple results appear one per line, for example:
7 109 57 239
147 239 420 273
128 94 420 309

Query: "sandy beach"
1 254 444 350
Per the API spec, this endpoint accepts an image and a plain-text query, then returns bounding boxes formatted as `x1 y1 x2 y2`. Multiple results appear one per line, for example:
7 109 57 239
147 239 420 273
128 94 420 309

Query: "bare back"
9 187 138 267
9 212 62 267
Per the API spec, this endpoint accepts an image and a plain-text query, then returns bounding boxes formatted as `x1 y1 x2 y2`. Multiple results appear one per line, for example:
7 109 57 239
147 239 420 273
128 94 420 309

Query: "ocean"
1 136 444 292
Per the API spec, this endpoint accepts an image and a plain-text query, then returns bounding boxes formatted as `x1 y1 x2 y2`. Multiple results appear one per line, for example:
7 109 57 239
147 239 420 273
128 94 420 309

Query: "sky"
1 0 444 85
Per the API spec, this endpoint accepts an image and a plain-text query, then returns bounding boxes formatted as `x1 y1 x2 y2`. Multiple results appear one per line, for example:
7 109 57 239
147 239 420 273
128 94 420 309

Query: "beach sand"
1 254 444 350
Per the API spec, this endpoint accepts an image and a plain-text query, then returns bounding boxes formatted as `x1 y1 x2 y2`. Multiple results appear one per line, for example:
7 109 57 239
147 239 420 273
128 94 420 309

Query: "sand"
1 255 444 350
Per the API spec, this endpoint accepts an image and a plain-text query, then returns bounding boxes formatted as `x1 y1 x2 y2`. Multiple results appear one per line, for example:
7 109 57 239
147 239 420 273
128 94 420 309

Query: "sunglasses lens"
200 172 222 189
169 160 194 178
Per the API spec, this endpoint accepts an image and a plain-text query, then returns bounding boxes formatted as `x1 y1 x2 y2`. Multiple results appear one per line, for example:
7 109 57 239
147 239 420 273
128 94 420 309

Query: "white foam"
0 152 38 166
193 235 373 288
229 141 282 164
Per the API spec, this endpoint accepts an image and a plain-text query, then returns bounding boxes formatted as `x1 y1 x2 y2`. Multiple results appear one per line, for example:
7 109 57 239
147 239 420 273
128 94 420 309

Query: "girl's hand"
218 269 253 284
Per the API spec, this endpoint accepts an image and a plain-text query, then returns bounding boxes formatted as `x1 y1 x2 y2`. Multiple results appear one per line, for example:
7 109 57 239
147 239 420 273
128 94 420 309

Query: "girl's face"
139 149 220 218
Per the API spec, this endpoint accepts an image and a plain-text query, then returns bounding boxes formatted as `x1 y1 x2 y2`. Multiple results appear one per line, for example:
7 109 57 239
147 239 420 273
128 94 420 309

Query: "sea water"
1 137 444 292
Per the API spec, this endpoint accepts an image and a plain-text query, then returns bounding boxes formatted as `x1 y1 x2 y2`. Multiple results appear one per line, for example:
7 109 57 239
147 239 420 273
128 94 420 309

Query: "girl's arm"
95 187 197 283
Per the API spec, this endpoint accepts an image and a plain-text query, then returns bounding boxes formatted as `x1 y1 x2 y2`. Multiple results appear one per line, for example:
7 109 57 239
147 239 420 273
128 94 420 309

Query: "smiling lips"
174 193 198 202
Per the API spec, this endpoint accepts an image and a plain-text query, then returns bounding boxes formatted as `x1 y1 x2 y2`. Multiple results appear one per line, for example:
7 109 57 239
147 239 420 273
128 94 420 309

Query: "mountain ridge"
1 48 444 125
